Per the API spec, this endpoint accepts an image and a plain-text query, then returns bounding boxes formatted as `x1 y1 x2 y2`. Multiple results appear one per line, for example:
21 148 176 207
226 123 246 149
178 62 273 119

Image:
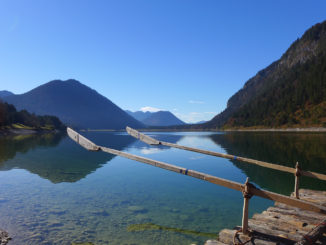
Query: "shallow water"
0 131 325 244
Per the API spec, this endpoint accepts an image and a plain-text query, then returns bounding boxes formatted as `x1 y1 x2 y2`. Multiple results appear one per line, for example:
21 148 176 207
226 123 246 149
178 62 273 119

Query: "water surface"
0 131 325 244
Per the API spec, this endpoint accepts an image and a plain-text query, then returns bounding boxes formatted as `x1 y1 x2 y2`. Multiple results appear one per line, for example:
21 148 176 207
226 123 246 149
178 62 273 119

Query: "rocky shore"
0 229 10 245
224 127 326 132
0 128 59 137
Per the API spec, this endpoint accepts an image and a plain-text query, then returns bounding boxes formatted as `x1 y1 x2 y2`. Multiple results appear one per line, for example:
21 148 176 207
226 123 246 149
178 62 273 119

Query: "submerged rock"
0 229 11 245
127 206 148 214
91 210 110 216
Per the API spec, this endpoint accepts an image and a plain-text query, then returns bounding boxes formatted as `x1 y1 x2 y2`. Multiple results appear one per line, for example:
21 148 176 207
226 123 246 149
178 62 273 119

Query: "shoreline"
0 128 61 137
223 127 326 132
83 127 326 133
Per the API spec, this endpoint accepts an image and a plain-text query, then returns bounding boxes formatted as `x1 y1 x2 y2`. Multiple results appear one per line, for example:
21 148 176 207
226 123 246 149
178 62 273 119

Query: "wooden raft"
206 189 326 245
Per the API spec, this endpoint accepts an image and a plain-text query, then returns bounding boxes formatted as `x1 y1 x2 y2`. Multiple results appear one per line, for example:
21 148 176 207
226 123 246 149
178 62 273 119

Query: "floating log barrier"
67 128 326 243
67 127 326 214
126 127 326 182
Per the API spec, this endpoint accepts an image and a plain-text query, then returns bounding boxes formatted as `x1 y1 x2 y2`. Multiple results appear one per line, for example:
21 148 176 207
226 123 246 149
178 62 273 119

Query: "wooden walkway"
205 189 326 245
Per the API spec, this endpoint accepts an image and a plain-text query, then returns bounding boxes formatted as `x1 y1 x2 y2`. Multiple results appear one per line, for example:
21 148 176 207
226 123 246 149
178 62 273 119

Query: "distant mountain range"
126 110 185 126
2 79 144 129
3 21 325 130
125 110 152 122
195 20 326 129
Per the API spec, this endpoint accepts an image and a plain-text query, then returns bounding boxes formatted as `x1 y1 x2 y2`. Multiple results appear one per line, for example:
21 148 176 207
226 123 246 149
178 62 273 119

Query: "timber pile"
206 189 326 245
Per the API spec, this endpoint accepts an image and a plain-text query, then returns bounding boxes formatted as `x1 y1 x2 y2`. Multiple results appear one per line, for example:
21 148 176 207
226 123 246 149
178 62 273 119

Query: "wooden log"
242 178 250 235
67 127 100 151
294 162 300 199
219 228 296 245
204 240 226 245
295 219 326 245
255 211 318 229
248 221 304 241
67 128 326 215
126 127 326 182
126 127 160 145
267 206 326 223
251 213 315 232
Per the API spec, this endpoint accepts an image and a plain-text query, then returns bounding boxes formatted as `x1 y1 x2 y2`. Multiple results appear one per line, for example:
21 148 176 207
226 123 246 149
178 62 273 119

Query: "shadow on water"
209 132 326 195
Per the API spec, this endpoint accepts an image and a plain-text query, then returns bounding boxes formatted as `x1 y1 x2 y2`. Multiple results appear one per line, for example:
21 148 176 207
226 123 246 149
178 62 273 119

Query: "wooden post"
242 177 251 235
294 162 300 199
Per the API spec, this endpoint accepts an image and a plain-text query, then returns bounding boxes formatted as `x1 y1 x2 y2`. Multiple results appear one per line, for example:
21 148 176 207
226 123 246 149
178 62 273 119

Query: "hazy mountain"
202 20 326 129
142 111 185 126
3 79 145 129
125 110 152 121
0 90 14 98
194 120 207 124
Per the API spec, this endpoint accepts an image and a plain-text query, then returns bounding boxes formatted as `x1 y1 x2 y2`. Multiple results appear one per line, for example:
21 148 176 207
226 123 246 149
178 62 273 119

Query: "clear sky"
1 0 326 123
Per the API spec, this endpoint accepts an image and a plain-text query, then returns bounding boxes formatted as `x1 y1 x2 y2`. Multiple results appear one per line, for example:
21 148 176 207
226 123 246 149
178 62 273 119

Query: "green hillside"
0 101 64 130
203 20 326 129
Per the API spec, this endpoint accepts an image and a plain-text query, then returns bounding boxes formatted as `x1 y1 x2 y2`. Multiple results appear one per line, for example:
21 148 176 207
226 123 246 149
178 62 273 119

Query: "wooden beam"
126 127 326 182
67 128 326 215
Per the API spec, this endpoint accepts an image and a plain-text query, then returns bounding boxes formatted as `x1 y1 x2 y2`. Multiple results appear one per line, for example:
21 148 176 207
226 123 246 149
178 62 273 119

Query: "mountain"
126 110 185 126
203 20 326 129
142 111 185 126
3 79 144 129
194 120 207 124
0 90 14 98
125 110 152 121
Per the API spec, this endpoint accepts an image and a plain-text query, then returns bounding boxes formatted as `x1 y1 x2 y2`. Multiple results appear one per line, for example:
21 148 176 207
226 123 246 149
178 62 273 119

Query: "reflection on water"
0 133 63 165
209 132 326 194
0 132 183 183
0 131 324 244
0 132 136 183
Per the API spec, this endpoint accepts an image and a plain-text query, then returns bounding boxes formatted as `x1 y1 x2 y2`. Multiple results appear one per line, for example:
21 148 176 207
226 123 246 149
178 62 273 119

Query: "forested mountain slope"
204 20 326 129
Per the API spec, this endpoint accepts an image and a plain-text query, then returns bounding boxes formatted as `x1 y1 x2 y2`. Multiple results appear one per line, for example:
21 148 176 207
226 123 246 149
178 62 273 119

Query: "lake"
0 131 325 245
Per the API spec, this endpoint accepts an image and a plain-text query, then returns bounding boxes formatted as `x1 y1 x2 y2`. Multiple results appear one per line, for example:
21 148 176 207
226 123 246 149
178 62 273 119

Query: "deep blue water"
0 131 325 244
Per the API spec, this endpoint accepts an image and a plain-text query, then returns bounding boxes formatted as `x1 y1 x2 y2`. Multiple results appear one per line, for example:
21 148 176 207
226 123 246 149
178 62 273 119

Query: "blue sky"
1 0 326 123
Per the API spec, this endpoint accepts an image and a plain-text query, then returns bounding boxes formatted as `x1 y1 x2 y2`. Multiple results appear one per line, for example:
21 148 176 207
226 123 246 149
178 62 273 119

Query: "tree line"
0 101 64 130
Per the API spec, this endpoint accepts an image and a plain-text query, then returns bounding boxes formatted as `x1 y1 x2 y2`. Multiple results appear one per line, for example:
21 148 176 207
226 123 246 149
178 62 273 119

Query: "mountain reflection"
0 132 137 183
0 131 184 184
130 132 184 153
209 132 326 194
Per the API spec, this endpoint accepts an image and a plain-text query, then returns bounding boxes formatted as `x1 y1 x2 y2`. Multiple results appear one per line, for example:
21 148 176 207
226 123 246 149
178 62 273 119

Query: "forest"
0 101 64 130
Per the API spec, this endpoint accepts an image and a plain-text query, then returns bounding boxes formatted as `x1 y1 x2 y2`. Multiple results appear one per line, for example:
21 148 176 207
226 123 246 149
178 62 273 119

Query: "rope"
233 228 252 245
241 182 255 199
303 235 313 244
295 165 301 177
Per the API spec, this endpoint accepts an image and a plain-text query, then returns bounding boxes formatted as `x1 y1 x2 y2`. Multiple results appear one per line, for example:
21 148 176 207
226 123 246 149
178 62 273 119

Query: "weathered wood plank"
204 240 227 245
295 218 326 245
251 213 315 232
67 127 100 151
216 189 326 245
126 126 160 145
218 228 296 245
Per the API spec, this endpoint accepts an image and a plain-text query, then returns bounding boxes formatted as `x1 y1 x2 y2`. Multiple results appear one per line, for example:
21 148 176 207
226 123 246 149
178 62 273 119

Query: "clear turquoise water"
0 131 325 244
